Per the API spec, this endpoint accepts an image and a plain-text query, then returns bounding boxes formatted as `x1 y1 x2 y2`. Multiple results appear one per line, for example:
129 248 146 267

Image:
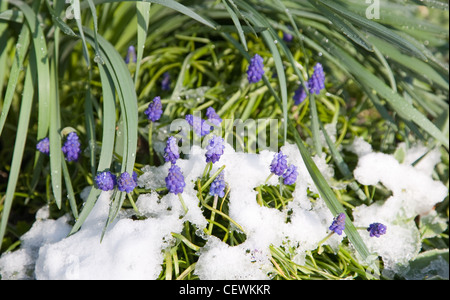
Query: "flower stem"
148 122 154 165
178 193 188 214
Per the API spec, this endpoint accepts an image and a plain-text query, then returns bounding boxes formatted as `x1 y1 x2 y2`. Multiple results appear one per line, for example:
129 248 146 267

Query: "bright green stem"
207 194 219 235
148 122 154 165
178 193 188 214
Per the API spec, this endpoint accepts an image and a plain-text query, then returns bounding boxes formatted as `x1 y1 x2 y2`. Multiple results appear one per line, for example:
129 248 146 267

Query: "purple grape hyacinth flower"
62 132 81 162
209 171 226 198
247 54 265 84
205 135 225 164
161 72 171 91
95 171 116 191
164 136 180 164
293 82 308 105
144 96 163 122
125 45 137 64
165 164 185 195
37 137 50 155
185 114 211 137
329 213 346 235
205 107 222 127
117 171 137 193
367 223 387 238
308 63 325 95
282 165 298 185
270 151 288 176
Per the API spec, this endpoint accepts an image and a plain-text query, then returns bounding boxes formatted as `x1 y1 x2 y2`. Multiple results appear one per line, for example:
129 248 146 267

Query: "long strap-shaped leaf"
69 27 138 235
0 64 34 253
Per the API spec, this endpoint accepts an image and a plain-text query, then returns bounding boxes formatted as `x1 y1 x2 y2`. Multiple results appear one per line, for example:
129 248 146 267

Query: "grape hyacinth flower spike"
367 223 387 238
62 131 81 162
282 165 298 185
185 114 211 137
209 171 226 198
165 164 188 213
265 151 288 185
117 171 137 193
247 54 265 84
125 45 137 64
206 106 222 127
205 135 225 164
293 82 308 105
161 72 171 91
308 62 325 95
144 96 163 122
95 171 116 191
36 137 50 155
329 213 346 235
164 136 180 164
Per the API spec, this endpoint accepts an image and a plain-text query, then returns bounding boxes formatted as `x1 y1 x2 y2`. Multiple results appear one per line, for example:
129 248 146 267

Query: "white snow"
0 137 447 280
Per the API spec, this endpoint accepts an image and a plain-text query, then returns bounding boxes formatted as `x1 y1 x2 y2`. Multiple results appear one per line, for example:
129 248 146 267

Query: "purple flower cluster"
95 171 117 191
125 45 137 64
205 107 222 127
117 171 137 193
185 114 211 137
282 165 298 185
293 82 308 105
308 63 325 95
367 223 387 237
270 151 288 176
164 136 180 164
205 135 225 164
210 171 226 198
94 170 137 193
329 213 346 235
269 151 298 185
62 132 81 162
165 164 185 195
36 137 50 155
161 72 171 91
185 106 222 137
247 54 265 84
145 96 163 122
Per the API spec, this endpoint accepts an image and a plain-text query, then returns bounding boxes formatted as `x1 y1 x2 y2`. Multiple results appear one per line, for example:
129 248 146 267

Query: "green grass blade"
0 64 34 253
222 0 248 51
0 25 30 136
316 0 427 61
331 41 449 148
89 0 216 29
308 0 373 52
135 1 151 83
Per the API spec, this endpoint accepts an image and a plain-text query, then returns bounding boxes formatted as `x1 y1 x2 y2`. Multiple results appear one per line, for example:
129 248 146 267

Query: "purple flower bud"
62 132 81 162
164 136 180 164
37 137 50 155
165 164 185 195
308 63 325 95
144 96 163 122
95 171 116 191
367 223 387 237
270 151 288 176
125 45 137 64
117 171 137 193
282 165 298 185
247 54 265 84
329 213 346 235
205 135 225 164
209 171 226 198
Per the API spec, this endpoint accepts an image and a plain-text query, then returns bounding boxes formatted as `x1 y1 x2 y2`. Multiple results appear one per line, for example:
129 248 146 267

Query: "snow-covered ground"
0 137 448 280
